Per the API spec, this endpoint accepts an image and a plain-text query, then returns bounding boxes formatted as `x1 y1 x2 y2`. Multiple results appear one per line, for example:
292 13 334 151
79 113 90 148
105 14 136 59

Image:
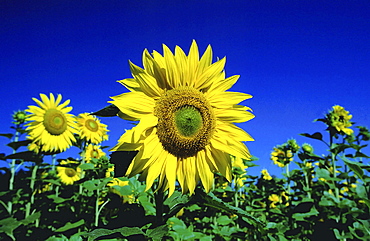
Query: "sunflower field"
1 42 369 241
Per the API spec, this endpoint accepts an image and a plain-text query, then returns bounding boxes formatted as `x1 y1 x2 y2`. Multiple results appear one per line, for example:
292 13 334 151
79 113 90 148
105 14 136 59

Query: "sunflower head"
261 169 273 180
56 159 82 185
12 110 27 125
76 113 109 144
83 144 106 162
326 105 354 135
26 93 77 153
109 40 254 196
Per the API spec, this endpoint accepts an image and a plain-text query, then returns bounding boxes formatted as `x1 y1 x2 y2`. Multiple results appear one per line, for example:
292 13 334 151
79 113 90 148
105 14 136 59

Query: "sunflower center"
91 150 98 158
174 106 203 137
64 168 77 177
154 87 215 158
86 119 98 132
43 109 67 135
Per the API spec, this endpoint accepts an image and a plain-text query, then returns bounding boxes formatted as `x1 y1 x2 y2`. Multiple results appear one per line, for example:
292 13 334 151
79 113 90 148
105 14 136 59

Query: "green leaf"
292 206 319 221
5 151 41 162
216 215 233 225
47 195 69 204
0 133 13 139
356 185 367 199
83 227 144 240
83 180 100 191
91 105 120 117
7 140 32 151
300 132 323 141
0 217 20 240
194 189 265 230
55 219 85 232
145 225 168 241
20 211 41 226
340 156 364 181
79 163 95 170
138 195 156 215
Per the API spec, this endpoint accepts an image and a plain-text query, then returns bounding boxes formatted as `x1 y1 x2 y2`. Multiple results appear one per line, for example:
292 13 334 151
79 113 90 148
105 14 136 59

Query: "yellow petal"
109 92 155 120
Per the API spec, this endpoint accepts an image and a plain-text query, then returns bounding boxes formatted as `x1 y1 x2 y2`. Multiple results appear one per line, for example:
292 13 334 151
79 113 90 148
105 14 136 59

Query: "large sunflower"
26 93 77 153
76 113 109 144
110 40 254 196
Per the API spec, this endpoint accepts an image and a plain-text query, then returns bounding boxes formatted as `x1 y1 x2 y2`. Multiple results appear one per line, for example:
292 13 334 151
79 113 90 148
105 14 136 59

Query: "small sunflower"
271 147 293 167
261 169 272 180
327 105 353 135
83 144 106 162
110 40 254 196
56 160 82 185
26 93 77 153
76 113 109 144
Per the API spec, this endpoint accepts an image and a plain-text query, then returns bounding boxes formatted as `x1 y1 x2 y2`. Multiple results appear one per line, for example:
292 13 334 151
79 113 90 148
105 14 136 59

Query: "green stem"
7 128 20 214
286 163 291 194
94 180 100 227
25 164 38 218
329 132 340 200
51 154 56 172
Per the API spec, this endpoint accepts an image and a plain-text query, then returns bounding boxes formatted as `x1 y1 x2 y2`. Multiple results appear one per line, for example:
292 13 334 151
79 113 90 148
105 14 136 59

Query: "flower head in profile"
326 105 353 135
231 156 248 188
271 147 293 167
76 113 109 144
261 169 272 180
110 40 254 196
26 93 77 153
82 144 106 162
56 160 82 185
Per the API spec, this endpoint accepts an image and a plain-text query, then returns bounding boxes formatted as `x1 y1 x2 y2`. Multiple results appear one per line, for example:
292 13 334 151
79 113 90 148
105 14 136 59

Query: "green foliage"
1 105 369 240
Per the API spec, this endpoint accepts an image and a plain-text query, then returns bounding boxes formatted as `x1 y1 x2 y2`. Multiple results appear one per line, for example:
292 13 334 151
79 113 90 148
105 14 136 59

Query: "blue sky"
1 1 369 176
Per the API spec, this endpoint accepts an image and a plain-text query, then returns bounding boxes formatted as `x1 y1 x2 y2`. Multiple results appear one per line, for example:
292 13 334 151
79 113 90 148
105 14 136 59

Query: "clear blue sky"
1 1 369 176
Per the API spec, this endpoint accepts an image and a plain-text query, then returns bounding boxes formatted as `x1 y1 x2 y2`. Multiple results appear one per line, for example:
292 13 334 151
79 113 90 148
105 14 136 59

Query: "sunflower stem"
25 164 38 219
7 127 20 215
51 154 56 172
94 180 101 227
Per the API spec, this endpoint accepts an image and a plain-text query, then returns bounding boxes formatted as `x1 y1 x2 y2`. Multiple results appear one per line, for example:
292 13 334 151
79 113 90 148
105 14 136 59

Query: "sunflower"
327 105 353 135
26 93 77 153
76 113 109 144
109 40 254 196
271 147 293 167
261 169 272 180
56 160 82 185
83 144 106 162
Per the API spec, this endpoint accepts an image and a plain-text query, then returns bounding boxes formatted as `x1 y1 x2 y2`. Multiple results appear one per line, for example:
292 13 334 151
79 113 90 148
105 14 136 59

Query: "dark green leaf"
55 219 85 232
195 189 264 229
0 217 19 240
20 212 41 226
300 132 323 141
0 133 13 139
340 156 364 180
91 105 120 117
145 225 168 241
5 151 41 162
7 140 32 151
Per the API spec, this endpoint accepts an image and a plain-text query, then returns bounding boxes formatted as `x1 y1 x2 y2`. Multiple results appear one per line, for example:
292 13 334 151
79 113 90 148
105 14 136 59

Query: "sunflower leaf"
91 105 120 117
194 189 265 230
5 151 42 162
55 219 85 232
7 140 32 151
0 133 13 139
300 132 323 141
